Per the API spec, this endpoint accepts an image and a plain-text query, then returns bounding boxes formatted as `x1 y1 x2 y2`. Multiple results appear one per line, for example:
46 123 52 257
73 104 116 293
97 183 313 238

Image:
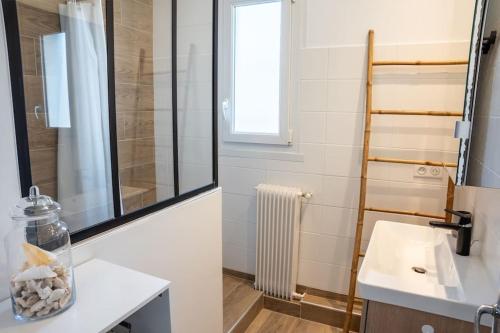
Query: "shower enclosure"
2 0 217 241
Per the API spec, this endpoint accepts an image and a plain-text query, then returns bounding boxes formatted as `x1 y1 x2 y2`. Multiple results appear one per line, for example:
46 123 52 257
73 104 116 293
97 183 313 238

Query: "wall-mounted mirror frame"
1 0 218 243
456 0 498 187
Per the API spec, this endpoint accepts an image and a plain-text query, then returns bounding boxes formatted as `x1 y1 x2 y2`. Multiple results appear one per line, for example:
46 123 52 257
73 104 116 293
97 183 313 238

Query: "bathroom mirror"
456 0 500 188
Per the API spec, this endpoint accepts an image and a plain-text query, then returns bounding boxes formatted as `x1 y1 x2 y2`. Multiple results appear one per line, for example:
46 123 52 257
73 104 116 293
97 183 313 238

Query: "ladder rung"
368 157 457 167
364 207 446 220
373 60 468 66
371 110 463 117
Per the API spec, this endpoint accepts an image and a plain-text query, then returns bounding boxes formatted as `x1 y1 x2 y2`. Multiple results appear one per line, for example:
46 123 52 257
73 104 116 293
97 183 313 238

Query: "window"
222 0 291 145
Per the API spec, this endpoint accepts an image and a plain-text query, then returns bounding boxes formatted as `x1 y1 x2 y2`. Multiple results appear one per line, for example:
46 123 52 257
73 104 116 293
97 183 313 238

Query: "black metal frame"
2 0 218 243
457 0 489 186
1 0 32 197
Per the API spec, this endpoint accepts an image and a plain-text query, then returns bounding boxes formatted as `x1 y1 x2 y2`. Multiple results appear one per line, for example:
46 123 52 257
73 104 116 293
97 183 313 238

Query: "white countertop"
0 259 170 333
358 220 497 325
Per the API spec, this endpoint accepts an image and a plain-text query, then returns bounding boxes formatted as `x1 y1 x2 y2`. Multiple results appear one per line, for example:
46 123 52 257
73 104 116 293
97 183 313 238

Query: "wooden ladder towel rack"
342 30 467 332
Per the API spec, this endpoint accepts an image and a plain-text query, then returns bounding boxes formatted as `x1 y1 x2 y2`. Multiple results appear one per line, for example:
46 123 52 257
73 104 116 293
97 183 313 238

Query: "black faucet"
429 209 472 256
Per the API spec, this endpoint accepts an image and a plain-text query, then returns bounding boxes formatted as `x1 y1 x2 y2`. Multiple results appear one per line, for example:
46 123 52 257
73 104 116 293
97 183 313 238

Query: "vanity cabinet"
0 259 171 333
360 301 490 333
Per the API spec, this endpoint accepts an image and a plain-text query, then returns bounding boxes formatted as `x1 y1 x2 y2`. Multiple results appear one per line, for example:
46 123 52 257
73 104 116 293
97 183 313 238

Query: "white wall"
455 186 500 288
303 0 474 48
72 189 223 333
220 0 475 294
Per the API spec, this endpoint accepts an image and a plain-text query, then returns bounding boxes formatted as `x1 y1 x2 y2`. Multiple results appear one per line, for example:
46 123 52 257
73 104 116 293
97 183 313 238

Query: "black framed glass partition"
2 0 217 243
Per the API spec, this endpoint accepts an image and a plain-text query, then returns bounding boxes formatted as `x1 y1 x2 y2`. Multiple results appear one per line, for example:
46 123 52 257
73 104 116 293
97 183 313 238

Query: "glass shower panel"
115 0 175 213
177 0 214 194
17 0 114 233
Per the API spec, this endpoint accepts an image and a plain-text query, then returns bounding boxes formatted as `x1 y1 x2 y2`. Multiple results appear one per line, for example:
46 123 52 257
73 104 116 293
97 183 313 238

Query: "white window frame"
221 0 292 145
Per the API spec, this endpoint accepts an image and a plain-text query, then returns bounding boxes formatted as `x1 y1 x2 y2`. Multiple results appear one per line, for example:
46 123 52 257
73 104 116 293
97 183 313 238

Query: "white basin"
358 220 497 324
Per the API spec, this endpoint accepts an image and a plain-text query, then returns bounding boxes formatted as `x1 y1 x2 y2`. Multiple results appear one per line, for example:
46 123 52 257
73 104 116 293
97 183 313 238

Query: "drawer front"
363 301 490 333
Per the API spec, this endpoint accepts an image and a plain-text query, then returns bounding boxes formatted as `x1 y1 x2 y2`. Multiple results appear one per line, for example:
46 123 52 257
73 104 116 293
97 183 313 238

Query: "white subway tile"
300 80 328 111
266 144 326 174
297 260 350 295
324 145 362 177
219 166 266 196
366 179 446 215
300 48 328 80
299 232 353 266
222 220 256 249
222 193 256 223
328 46 366 79
299 112 327 143
319 176 360 208
223 242 256 274
327 80 365 113
325 113 364 146
301 204 357 238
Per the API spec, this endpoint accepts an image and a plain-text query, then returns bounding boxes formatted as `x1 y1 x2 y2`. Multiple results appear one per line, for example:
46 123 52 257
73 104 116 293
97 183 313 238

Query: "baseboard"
223 267 362 332
222 267 353 303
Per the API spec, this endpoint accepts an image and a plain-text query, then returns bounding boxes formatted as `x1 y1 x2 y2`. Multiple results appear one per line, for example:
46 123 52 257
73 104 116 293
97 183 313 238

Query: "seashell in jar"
52 265 68 279
41 278 52 289
25 280 41 293
21 309 34 318
14 297 29 308
52 277 66 289
25 294 40 307
11 281 25 297
22 243 57 267
13 266 56 282
37 286 52 300
29 299 46 313
59 292 71 309
36 306 52 317
47 289 66 303
14 304 23 314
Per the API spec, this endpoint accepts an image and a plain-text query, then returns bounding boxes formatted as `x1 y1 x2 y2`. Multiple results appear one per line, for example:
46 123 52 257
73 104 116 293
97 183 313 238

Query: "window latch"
222 98 230 121
454 120 471 140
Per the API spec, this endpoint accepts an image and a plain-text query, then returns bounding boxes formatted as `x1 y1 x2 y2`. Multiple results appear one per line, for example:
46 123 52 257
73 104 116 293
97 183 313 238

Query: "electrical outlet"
414 165 442 179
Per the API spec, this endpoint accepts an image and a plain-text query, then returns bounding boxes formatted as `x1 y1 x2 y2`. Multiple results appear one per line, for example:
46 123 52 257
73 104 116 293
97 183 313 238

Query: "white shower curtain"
57 0 113 229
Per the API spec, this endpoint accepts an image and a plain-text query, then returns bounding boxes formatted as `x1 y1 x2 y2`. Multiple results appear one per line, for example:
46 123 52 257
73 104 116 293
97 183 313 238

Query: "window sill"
220 148 304 161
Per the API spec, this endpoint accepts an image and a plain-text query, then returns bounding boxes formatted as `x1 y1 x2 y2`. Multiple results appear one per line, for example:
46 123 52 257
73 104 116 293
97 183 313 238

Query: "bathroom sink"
358 220 497 324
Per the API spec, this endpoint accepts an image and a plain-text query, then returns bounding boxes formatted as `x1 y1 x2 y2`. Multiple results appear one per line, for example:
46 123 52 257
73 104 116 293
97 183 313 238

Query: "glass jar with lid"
4 186 75 320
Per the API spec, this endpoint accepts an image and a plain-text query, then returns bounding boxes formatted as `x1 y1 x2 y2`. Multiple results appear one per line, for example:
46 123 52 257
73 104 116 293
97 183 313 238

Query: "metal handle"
482 30 497 54
444 208 472 219
475 302 500 333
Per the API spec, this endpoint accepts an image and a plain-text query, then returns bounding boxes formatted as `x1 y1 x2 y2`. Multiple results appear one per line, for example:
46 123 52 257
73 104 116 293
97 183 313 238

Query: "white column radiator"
255 184 303 300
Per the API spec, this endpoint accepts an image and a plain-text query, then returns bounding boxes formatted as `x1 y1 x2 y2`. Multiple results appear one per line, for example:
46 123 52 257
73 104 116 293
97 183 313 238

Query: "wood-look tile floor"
223 274 263 333
245 309 341 333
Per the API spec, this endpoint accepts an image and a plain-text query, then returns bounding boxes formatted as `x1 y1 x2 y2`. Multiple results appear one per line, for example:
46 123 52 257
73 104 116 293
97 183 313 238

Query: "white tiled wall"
455 186 500 289
219 1 475 295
